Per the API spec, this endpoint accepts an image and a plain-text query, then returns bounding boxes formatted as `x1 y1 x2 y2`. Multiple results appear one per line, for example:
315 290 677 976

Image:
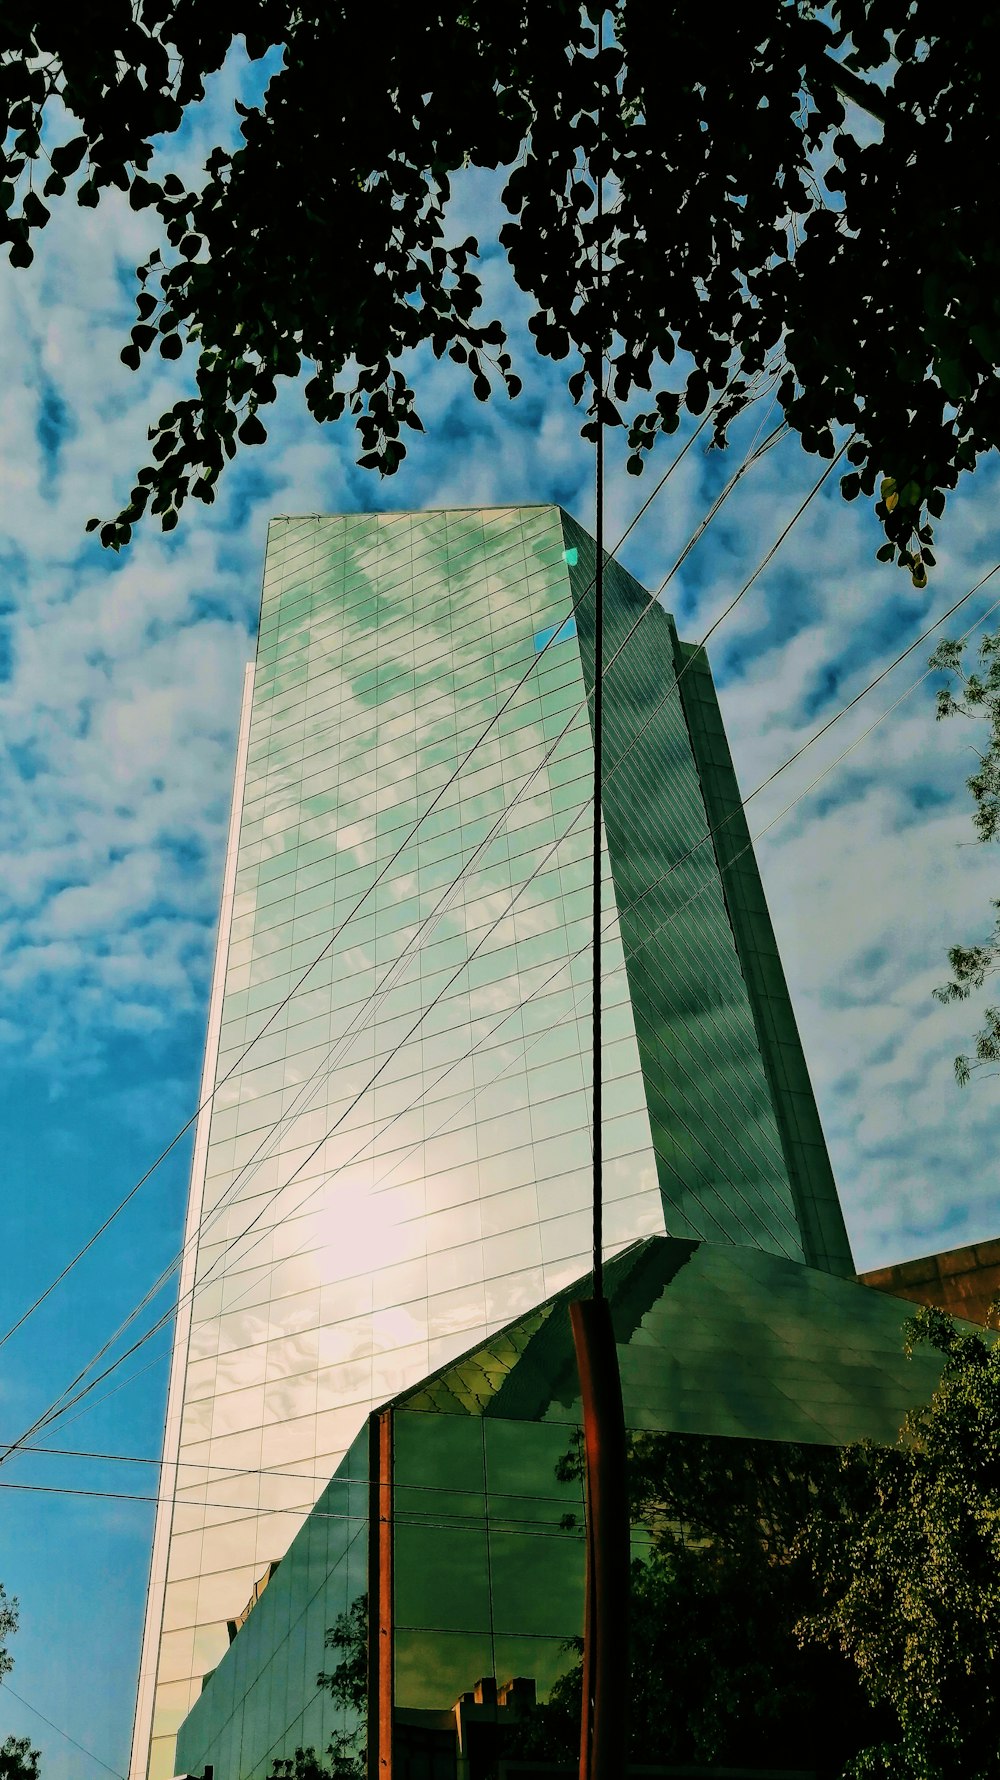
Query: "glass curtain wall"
135 506 667 1778
134 503 846 1780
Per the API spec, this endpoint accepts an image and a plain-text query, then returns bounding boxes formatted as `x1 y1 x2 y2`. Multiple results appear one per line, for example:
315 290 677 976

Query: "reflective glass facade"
176 1235 942 1780
133 506 849 1779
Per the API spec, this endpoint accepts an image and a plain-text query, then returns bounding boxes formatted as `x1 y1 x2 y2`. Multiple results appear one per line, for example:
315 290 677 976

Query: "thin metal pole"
592 12 605 1306
576 29 630 1780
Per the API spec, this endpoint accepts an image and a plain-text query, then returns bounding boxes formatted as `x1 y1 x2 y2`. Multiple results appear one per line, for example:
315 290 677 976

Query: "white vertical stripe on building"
128 661 256 1780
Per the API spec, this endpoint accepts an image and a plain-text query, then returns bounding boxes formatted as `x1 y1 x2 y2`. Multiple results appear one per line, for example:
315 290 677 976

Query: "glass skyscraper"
130 505 851 1780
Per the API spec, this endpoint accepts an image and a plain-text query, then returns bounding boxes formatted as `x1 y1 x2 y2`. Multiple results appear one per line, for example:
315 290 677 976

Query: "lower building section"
176 1236 945 1780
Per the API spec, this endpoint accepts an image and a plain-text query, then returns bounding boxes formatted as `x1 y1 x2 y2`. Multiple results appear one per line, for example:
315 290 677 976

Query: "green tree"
929 633 1000 1084
268 1750 355 1780
269 1593 367 1780
272 1325 1000 1780
507 1431 884 1775
0 1585 41 1780
519 1331 1000 1779
0 1742 40 1780
1 3 998 568
799 1305 1000 1780
622 1433 883 1772
0 1587 15 1687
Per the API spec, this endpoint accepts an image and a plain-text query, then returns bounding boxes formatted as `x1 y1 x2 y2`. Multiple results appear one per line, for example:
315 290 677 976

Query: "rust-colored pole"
367 1408 394 1780
570 1297 629 1780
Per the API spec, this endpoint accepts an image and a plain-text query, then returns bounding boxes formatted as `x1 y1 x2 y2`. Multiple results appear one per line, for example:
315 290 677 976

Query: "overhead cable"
0 373 766 1360
0 1679 124 1779
1 426 866 1459
13 555 1000 1476
16 545 986 1460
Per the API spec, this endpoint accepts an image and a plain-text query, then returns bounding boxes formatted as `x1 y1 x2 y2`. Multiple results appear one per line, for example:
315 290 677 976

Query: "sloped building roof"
396 1234 946 1445
176 1237 954 1779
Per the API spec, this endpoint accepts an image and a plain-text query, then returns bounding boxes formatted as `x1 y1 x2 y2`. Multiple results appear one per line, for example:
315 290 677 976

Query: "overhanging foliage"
1 2 997 568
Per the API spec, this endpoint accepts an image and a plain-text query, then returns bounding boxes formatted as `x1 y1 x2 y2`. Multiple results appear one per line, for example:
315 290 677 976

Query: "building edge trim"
128 660 257 1780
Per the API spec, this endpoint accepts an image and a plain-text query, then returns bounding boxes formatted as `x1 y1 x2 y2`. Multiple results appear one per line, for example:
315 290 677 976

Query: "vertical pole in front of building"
573 14 630 1780
591 23 605 1324
571 1298 629 1780
367 1408 394 1779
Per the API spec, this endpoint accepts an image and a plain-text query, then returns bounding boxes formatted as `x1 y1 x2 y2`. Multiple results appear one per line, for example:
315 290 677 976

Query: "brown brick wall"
859 1236 1000 1327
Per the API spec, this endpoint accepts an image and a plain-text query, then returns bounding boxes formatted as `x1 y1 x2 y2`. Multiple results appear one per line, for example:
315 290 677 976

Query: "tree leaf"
50 136 88 176
237 412 267 445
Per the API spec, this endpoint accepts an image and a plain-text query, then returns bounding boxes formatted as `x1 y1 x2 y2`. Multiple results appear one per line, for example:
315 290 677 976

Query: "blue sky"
3 42 1000 1780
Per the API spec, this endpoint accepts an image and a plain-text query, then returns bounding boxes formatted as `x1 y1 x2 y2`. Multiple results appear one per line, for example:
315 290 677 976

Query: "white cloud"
4 52 1000 1780
2 130 999 1234
700 442 1000 1267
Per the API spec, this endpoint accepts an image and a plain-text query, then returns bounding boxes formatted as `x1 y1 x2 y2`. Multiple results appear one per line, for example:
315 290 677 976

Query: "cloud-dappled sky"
1 44 1000 1780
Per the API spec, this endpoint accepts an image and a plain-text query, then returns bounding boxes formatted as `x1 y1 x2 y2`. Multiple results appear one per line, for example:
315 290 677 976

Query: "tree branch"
824 57 891 127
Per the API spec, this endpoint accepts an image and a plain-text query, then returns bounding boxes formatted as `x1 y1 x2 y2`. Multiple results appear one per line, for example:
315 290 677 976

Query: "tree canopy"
523 1317 1000 1777
1 2 998 571
0 1586 41 1780
265 1308 1000 1779
930 632 1000 1082
527 1428 886 1775
801 1305 1000 1779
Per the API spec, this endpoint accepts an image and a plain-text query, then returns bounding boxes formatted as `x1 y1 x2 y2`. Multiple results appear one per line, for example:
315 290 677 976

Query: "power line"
0 429 852 1462
689 437 847 659
20 546 994 1465
597 555 1000 910
597 424 833 716
739 561 1000 804
0 413 791 1465
254 558 1000 1280
0 1440 337 1477
0 1469 568 1515
0 377 766 1363
0 1481 585 1545
0 1439 592 1515
743 579 1000 840
622 559 1000 924
11 561 1000 1488
0 1679 124 1779
3 680 656 1457
587 574 1000 1027
6 681 606 1440
84 399 788 1362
